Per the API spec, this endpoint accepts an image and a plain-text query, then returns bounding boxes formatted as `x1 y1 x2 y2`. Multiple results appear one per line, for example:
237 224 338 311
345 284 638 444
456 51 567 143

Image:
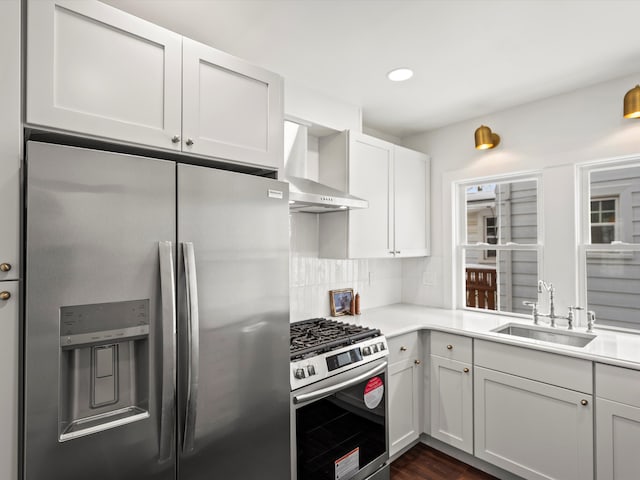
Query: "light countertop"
341 303 640 371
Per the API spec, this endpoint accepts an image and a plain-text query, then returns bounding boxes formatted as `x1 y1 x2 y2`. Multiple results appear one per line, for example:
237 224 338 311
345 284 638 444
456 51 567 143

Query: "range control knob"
362 346 372 356
378 342 386 351
371 344 379 353
307 365 316 376
294 368 306 379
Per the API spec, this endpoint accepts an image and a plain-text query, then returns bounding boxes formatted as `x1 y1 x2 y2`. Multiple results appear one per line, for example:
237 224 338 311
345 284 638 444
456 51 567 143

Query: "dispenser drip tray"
60 406 149 442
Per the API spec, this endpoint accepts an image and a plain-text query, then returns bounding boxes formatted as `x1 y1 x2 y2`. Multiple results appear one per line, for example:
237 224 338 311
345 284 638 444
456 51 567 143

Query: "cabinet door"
348 132 393 258
389 358 420 457
430 356 473 454
182 38 284 169
394 146 429 257
0 0 20 281
0 281 19 480
27 0 182 150
596 398 640 480
475 366 593 480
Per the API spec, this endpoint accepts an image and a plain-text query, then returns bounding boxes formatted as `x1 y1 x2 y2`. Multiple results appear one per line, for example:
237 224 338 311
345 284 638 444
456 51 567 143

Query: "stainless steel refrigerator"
23 141 290 480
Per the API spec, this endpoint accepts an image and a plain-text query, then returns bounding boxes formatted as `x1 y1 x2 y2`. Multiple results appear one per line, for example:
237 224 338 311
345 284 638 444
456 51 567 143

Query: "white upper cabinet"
27 0 283 170
394 145 430 257
319 131 430 259
0 0 21 282
182 38 283 169
27 0 183 151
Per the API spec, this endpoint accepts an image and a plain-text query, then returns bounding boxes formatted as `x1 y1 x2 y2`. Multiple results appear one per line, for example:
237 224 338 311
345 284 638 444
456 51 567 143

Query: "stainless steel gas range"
290 318 390 480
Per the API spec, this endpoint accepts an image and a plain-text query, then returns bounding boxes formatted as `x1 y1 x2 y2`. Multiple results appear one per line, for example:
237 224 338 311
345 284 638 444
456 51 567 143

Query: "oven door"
291 359 389 480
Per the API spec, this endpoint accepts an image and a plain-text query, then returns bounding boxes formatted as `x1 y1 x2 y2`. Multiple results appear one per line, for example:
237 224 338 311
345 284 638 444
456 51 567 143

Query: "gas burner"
290 318 381 361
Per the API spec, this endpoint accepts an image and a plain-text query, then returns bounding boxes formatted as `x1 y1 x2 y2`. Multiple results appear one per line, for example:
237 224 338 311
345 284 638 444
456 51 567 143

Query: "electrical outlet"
368 271 375 286
422 271 433 286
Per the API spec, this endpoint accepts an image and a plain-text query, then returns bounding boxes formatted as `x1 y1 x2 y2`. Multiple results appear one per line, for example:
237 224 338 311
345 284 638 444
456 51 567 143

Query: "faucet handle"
566 306 583 330
586 311 596 333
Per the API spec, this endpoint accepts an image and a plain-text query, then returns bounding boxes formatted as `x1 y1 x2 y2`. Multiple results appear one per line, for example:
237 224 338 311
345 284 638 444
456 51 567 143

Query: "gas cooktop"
289 318 388 390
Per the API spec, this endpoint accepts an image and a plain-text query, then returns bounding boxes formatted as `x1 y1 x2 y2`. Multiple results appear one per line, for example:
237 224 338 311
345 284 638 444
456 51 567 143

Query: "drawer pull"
463 367 470 373
0 291 10 301
414 360 421 365
400 346 408 351
581 399 589 406
446 344 453 350
0 263 11 272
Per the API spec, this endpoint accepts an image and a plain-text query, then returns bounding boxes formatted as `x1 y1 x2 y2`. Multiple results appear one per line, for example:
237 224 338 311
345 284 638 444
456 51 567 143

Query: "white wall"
290 212 403 321
285 79 361 132
401 73 640 319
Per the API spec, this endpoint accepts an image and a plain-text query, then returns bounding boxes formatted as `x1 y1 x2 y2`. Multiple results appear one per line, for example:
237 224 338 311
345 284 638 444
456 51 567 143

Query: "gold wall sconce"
624 85 640 119
474 125 500 150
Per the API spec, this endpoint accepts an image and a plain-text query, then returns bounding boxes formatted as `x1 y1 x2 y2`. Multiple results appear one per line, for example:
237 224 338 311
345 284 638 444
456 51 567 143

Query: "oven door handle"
293 361 388 405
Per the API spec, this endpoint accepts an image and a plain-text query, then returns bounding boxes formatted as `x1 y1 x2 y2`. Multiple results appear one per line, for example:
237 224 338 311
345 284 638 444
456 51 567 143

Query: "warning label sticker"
335 447 359 480
363 376 384 409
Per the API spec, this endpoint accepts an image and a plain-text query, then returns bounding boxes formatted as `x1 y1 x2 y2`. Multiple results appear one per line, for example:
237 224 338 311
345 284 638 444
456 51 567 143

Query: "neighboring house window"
484 216 497 258
580 162 640 330
590 197 617 244
459 177 540 315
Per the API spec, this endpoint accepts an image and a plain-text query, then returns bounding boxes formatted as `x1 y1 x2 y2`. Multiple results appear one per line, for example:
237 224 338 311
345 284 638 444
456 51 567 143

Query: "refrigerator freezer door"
177 164 290 480
24 142 176 480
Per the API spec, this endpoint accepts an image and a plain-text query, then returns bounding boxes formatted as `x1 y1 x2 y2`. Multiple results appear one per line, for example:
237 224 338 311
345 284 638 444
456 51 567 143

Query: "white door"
182 38 284 169
27 0 182 151
348 132 393 258
430 356 473 454
0 281 19 480
475 367 593 480
596 398 640 480
394 146 429 257
389 358 420 456
0 0 20 282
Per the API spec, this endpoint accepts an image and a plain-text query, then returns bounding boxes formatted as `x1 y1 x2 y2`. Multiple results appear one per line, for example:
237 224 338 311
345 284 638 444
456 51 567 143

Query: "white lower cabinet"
429 356 473 454
388 332 421 457
0 281 19 480
389 357 421 456
474 366 593 480
595 363 640 480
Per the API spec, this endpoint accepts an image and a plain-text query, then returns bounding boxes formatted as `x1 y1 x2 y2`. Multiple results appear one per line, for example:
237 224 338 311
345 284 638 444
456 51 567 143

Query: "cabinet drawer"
475 339 592 394
596 363 640 408
387 332 419 364
430 331 472 363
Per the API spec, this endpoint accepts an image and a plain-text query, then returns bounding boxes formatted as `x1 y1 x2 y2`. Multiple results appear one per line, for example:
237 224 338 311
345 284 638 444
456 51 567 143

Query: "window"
459 177 540 315
581 162 640 330
590 197 617 244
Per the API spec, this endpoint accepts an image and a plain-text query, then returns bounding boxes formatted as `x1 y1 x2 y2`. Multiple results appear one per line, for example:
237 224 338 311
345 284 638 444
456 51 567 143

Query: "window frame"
578 158 640 332
455 172 543 315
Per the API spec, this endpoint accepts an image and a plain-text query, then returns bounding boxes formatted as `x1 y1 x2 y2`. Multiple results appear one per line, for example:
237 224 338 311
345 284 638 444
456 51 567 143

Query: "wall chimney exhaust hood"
284 120 368 213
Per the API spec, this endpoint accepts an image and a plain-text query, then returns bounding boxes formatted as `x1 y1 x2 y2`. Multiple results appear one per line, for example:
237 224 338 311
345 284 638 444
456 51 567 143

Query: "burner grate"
290 318 380 361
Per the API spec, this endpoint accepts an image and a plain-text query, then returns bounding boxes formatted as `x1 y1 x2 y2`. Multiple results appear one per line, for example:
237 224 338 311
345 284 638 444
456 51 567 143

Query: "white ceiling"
102 0 640 138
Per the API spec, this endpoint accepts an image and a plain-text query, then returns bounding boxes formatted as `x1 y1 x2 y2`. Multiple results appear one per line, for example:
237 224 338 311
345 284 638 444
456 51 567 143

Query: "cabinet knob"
463 367 470 373
446 344 453 350
171 135 181 144
400 346 408 351
0 263 11 272
414 359 421 365
185 138 194 147
580 399 589 406
0 291 10 301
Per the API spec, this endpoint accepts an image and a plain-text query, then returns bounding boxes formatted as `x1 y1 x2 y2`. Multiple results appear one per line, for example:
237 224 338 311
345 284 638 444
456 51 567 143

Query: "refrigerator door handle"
182 242 200 453
158 241 176 462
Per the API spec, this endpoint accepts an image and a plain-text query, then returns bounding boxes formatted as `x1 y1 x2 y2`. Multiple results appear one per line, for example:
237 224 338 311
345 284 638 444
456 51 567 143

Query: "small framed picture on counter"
329 288 353 316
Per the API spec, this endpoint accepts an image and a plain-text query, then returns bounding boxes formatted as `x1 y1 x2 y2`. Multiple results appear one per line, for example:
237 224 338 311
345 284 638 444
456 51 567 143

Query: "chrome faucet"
522 281 582 329
537 280 557 327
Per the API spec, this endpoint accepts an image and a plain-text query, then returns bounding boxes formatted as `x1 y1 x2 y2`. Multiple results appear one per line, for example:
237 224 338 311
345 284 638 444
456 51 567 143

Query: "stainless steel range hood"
284 121 368 213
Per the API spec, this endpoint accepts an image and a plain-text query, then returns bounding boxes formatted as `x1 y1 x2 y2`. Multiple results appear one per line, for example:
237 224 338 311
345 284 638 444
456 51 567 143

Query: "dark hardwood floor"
390 443 498 480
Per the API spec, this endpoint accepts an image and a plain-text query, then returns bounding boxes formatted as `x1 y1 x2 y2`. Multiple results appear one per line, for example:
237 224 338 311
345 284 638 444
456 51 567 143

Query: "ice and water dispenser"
58 300 150 441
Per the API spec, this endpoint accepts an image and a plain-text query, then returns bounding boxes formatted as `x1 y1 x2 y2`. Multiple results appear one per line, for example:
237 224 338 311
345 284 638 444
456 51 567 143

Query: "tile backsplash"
290 212 403 321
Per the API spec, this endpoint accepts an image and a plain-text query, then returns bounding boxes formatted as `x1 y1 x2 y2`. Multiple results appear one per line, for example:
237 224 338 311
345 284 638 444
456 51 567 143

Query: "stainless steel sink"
492 323 596 348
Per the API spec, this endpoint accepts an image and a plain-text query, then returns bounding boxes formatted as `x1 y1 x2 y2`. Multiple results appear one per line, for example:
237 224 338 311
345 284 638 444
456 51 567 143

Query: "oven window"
296 373 387 480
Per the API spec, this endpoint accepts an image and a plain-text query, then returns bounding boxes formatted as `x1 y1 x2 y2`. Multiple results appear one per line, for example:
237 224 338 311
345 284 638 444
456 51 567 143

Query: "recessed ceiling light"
387 68 413 82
